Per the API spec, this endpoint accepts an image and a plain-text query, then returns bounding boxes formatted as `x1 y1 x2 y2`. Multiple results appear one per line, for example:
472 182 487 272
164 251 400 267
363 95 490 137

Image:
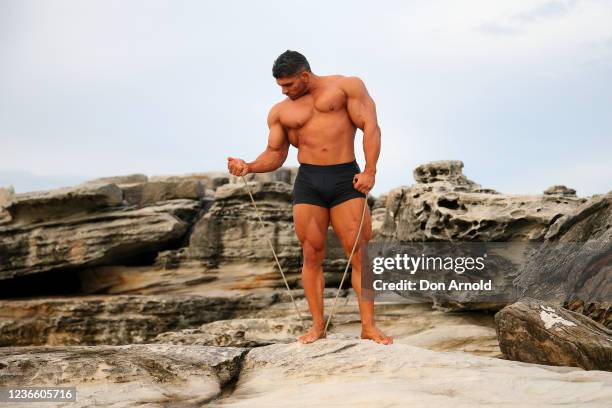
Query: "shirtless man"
227 50 392 345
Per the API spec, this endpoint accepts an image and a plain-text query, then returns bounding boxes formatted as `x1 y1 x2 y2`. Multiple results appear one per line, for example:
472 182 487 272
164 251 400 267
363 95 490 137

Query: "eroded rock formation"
514 191 612 328
378 160 585 242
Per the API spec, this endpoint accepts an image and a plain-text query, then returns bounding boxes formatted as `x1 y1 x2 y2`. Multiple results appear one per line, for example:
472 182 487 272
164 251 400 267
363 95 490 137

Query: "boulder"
495 298 612 371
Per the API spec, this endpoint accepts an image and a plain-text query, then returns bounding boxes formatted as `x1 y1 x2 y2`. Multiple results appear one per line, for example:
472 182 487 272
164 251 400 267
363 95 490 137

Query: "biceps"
267 122 289 155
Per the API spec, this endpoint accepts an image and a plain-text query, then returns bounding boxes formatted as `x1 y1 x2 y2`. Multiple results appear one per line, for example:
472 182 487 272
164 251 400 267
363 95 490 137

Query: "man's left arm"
344 76 381 194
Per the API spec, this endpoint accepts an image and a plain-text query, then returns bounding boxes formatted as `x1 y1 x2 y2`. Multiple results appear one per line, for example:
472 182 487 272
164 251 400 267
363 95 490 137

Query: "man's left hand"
353 171 375 195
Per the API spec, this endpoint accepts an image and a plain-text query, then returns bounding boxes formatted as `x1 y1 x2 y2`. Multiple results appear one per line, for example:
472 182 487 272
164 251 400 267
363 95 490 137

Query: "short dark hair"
272 50 311 78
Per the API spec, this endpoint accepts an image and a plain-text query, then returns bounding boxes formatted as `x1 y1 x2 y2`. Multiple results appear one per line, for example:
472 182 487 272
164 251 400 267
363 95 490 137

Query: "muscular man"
227 50 392 345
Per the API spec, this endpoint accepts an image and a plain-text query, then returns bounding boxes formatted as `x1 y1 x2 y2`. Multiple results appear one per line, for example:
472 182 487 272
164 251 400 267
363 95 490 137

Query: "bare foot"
361 325 393 345
298 324 327 344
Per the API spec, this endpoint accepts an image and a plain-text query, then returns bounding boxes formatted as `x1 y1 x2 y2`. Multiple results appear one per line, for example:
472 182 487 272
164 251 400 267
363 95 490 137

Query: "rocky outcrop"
413 160 497 192
544 184 577 197
85 171 230 193
0 344 247 407
514 192 612 327
0 198 201 280
495 298 612 371
0 293 276 346
0 183 123 227
378 160 586 242
375 160 590 312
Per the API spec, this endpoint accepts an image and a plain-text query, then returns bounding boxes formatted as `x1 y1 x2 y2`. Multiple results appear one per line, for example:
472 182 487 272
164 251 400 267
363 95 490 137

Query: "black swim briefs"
292 160 367 208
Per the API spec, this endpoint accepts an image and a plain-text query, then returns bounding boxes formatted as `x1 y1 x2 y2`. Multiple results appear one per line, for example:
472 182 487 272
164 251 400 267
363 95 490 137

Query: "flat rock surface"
210 339 612 407
0 344 246 407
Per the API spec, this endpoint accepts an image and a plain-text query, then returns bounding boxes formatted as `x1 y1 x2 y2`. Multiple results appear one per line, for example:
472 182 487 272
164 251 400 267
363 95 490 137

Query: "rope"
240 174 368 337
240 175 304 327
324 198 367 335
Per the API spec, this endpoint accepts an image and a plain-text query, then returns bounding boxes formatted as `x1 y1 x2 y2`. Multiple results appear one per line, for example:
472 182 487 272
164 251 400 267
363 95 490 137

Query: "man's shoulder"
267 101 286 123
269 100 287 114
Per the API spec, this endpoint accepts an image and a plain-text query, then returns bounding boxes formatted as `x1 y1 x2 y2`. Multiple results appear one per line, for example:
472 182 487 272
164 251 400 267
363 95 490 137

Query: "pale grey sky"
1 0 611 197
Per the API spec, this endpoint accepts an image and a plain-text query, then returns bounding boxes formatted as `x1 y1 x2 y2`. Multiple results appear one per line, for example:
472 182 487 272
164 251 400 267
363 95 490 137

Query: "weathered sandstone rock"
0 293 276 346
209 338 612 407
0 344 246 406
514 192 612 327
495 298 612 371
0 199 200 280
379 160 586 242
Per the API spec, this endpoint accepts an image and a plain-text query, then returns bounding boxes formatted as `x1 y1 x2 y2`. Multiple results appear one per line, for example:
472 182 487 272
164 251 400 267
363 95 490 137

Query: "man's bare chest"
279 89 347 129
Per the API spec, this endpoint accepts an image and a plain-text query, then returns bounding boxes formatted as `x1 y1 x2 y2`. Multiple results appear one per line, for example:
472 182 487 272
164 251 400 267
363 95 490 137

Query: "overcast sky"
1 0 611 197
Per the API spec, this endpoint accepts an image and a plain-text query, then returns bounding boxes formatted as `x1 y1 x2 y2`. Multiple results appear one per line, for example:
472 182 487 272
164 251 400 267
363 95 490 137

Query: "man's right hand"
227 157 250 177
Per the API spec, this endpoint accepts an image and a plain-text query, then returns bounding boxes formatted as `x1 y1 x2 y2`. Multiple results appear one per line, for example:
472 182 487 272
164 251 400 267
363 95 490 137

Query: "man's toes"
298 334 312 344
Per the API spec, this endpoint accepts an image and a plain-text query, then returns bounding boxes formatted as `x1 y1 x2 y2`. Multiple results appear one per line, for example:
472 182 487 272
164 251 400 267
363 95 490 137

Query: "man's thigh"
292 203 330 250
329 197 372 253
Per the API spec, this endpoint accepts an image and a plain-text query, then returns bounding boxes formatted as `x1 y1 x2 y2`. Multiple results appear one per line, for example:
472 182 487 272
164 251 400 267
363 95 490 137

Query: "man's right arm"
246 105 289 173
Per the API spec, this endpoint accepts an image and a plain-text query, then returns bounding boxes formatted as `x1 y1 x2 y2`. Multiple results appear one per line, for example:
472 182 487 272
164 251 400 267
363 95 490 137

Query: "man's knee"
341 234 368 257
302 242 326 269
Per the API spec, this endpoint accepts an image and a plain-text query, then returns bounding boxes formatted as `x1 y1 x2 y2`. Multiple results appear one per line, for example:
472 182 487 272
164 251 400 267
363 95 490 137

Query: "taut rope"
324 198 367 335
240 175 304 326
240 175 368 336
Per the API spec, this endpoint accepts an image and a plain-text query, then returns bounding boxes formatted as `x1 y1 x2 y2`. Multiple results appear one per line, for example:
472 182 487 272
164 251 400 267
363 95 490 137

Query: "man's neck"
307 73 321 93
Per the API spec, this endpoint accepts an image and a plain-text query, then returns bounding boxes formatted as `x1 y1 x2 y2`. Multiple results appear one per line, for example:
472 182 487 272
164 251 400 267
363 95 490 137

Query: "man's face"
276 72 308 100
